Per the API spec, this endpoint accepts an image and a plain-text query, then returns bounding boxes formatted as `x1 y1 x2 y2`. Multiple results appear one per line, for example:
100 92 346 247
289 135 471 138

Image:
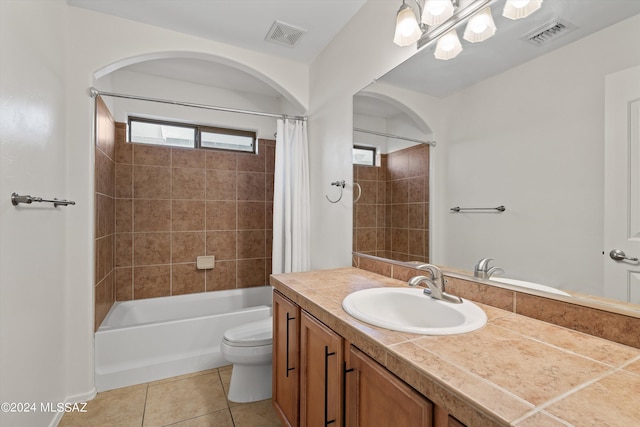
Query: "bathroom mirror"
353 0 640 313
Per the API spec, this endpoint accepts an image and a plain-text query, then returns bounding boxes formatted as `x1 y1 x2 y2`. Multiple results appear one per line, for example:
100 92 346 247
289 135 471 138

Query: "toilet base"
227 363 273 403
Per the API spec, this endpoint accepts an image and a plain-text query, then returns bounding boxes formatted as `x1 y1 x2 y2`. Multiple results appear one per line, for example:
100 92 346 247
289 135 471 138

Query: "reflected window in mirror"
353 145 376 166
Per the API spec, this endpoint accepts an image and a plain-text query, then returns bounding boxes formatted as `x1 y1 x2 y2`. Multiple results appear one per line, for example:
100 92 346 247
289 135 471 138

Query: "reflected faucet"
474 258 504 279
408 264 462 304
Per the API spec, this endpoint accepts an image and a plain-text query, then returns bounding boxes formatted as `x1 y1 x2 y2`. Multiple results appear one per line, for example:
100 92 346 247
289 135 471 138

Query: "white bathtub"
95 286 273 392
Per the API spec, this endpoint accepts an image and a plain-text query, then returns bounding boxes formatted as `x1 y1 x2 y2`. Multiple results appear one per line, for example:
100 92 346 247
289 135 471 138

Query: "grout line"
140 383 149 427
510 361 633 425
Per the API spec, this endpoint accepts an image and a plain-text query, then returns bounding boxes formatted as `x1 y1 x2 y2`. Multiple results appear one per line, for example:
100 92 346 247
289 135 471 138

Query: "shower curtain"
272 118 310 274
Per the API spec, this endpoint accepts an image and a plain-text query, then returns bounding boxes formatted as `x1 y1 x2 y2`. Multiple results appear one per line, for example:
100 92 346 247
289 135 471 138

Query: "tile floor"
59 366 282 427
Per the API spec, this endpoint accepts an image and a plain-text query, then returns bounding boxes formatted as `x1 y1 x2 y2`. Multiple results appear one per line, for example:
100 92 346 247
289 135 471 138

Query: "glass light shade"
394 4 422 46
463 7 496 43
422 0 455 26
434 29 462 60
502 0 543 20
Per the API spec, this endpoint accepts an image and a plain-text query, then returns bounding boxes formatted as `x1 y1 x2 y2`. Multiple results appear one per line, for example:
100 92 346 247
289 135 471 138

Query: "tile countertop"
270 267 640 427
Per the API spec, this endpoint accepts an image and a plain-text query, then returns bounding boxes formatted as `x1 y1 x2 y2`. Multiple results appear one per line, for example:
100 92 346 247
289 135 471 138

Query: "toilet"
220 317 273 403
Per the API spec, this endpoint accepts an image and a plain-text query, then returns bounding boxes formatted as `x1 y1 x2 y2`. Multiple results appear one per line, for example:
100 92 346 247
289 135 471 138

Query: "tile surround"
94 97 116 331
353 144 430 263
103 122 276 305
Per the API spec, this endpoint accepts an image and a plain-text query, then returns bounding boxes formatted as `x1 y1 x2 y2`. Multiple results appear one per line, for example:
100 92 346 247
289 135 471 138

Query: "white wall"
0 1 70 426
106 69 282 139
1 3 310 425
438 15 640 294
308 0 422 270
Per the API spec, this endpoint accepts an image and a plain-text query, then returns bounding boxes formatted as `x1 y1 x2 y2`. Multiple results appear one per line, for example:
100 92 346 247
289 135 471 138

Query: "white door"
604 65 640 303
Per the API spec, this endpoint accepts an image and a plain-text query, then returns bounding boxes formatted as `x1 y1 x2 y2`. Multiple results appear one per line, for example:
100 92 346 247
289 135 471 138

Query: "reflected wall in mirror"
353 93 433 263
352 0 640 313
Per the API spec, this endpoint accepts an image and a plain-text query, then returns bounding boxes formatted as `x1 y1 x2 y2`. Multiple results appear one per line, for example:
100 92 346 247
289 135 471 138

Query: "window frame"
127 116 258 154
353 144 377 166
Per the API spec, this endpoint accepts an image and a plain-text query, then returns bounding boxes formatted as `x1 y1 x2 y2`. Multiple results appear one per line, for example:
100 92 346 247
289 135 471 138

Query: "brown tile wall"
113 122 275 301
95 97 116 331
353 254 640 349
353 144 429 263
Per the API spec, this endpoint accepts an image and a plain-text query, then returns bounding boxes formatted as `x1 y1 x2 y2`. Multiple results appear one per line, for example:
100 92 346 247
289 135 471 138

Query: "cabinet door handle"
286 312 296 377
324 345 336 425
342 362 354 427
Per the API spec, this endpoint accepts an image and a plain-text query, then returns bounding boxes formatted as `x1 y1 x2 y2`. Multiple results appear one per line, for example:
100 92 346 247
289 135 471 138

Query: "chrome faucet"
474 258 504 279
408 264 462 304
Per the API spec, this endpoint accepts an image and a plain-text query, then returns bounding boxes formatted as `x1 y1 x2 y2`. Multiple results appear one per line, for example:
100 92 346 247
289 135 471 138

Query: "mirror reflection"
353 0 640 312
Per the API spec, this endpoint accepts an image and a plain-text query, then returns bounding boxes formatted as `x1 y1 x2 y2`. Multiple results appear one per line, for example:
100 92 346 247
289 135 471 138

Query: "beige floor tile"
164 408 234 427
149 368 220 387
59 383 147 427
143 372 228 427
217 366 236 407
230 399 282 427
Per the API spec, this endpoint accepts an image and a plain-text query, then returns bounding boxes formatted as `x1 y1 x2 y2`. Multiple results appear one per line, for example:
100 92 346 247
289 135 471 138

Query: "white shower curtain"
272 118 311 274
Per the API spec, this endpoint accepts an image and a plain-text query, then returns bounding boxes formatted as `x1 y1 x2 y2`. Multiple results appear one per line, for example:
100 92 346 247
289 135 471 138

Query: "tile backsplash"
110 122 275 301
353 253 640 349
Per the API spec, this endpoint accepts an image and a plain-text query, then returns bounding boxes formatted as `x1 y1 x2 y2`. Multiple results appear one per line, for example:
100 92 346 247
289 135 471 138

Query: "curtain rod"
88 87 307 122
353 127 436 147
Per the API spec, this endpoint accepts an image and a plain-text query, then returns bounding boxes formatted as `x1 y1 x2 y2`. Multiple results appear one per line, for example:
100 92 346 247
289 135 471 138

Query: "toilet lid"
223 317 273 347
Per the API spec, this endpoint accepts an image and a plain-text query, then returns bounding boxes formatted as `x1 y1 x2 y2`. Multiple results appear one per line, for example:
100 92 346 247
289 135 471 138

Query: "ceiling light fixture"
463 6 496 43
393 0 543 60
503 0 543 20
394 1 423 46
435 29 463 60
422 0 455 25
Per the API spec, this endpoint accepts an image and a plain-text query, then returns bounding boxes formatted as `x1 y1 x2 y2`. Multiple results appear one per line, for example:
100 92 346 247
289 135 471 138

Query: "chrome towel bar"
450 205 505 212
11 192 76 207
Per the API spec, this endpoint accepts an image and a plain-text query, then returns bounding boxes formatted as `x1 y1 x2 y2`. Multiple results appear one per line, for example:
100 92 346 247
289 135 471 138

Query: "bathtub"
95 286 273 392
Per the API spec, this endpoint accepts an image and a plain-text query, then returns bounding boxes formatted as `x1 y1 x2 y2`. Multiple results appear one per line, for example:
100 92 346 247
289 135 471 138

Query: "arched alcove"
94 51 306 115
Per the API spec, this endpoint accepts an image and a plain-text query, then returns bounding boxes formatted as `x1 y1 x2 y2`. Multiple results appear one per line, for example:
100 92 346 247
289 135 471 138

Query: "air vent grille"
265 21 306 47
523 19 576 46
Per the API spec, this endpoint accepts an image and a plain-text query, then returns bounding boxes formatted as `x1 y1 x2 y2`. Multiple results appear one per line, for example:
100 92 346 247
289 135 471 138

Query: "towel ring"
353 182 362 203
326 180 346 203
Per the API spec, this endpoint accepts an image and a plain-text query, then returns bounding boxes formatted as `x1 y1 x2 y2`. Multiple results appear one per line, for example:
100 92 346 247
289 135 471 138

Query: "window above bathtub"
128 116 257 154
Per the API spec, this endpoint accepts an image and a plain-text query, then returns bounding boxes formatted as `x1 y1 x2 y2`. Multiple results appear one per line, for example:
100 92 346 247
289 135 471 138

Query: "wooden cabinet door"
345 345 433 427
273 291 301 427
300 311 343 427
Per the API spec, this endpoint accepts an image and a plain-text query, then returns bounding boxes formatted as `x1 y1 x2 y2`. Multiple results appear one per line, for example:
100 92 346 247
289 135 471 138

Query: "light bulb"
469 14 489 34
503 0 542 20
393 4 422 46
439 33 457 51
511 0 530 8
463 7 496 43
434 29 462 60
422 0 454 26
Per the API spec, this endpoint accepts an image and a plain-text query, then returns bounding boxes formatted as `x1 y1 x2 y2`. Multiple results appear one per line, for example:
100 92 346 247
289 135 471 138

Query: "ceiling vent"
265 21 306 47
523 19 577 46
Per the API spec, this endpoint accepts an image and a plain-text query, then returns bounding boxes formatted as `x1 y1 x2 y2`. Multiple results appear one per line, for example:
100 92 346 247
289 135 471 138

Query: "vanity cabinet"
273 291 300 427
273 290 464 427
299 310 343 426
345 345 433 426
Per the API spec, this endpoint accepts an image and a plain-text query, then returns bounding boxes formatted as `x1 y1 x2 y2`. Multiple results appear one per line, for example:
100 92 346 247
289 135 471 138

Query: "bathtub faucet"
408 264 462 304
474 258 504 279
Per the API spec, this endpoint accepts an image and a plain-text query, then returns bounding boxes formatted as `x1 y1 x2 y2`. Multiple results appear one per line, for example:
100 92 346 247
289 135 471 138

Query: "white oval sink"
491 277 571 296
342 288 487 335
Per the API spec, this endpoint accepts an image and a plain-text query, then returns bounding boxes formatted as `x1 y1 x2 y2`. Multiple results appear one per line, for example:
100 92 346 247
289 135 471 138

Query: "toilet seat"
222 317 272 347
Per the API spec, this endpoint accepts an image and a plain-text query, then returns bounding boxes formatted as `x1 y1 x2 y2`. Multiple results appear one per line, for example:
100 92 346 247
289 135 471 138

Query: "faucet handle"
486 266 504 278
474 258 493 272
